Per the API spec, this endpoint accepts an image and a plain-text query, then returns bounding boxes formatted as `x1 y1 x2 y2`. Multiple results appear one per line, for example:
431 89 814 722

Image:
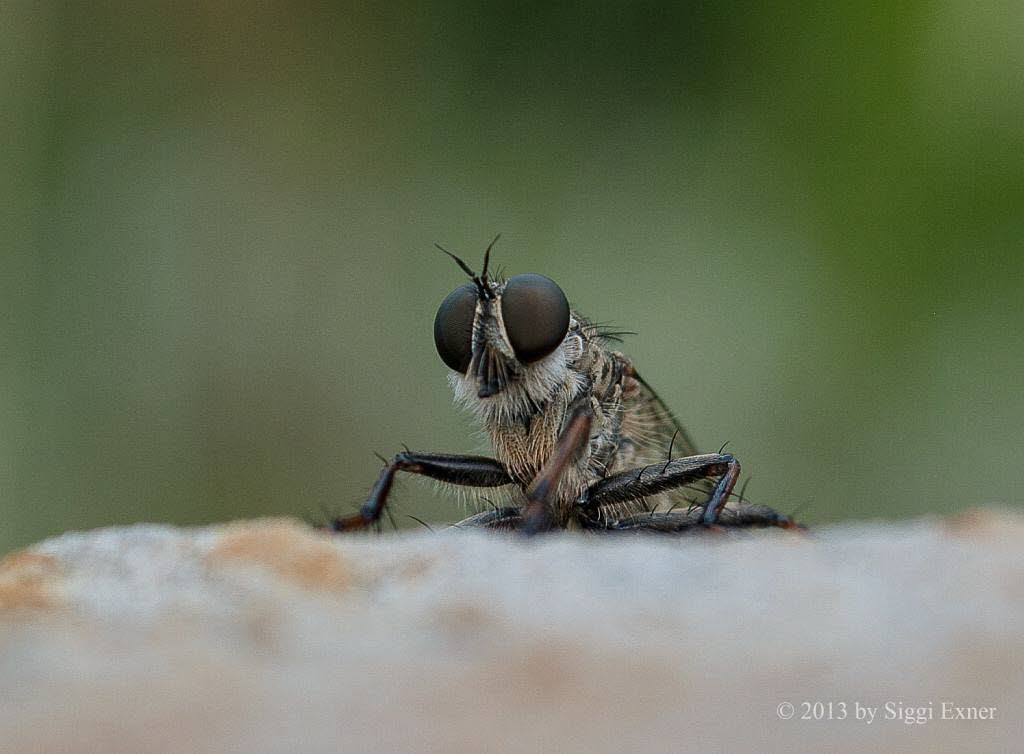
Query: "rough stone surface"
1 510 1021 753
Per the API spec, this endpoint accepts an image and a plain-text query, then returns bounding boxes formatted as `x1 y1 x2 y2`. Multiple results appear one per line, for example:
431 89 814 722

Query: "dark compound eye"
433 283 478 372
500 274 570 363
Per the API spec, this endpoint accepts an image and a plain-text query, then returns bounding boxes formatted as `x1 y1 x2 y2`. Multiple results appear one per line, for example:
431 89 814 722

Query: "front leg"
581 452 741 526
520 400 593 535
330 452 512 531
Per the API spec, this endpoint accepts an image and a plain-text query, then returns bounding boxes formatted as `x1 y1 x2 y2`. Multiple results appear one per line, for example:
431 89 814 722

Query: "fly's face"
431 240 583 421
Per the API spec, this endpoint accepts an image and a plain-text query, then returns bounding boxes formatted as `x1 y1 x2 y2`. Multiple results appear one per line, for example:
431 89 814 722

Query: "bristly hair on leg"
661 429 679 474
738 475 753 503
406 514 435 532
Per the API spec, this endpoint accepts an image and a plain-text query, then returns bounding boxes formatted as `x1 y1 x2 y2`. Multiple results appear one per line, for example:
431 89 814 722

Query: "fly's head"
432 237 586 424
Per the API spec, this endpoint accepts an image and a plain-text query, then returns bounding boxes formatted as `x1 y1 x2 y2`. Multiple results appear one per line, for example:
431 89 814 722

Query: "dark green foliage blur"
3 3 1022 553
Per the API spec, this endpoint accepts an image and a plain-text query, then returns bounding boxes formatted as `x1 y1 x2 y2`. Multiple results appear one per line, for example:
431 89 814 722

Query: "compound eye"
500 274 570 363
433 283 478 372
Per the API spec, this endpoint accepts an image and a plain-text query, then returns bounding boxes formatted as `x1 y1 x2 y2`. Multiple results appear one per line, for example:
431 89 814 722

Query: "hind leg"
580 452 743 526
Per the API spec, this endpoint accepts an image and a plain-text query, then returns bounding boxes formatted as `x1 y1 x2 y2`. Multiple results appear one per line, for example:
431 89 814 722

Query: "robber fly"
331 238 798 535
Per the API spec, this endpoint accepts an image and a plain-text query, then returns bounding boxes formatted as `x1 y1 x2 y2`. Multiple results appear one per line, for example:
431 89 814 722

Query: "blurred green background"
3 2 1022 554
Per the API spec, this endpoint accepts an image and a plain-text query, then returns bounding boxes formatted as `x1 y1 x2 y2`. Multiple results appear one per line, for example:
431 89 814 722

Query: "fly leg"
452 507 522 530
330 453 512 532
520 400 593 535
579 452 744 527
593 501 800 532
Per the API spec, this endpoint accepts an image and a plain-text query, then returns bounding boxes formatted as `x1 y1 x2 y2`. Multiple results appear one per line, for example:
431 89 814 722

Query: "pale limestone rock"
1 511 1022 753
